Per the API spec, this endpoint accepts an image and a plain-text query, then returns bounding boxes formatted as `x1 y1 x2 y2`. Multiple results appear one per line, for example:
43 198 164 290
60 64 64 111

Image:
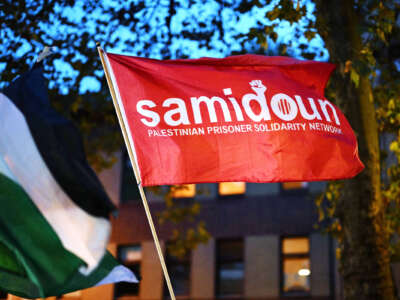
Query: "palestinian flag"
0 65 137 298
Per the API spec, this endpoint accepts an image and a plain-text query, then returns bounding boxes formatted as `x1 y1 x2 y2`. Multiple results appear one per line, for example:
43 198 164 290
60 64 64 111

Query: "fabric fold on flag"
0 65 137 298
103 52 364 186
3 66 115 219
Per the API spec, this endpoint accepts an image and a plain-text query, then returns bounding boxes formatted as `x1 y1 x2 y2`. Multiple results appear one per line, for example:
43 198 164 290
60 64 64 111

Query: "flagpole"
96 45 176 300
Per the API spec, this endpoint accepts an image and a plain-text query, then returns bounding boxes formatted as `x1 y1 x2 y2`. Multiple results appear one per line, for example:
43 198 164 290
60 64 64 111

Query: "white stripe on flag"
0 92 110 273
95 265 138 286
0 148 16 182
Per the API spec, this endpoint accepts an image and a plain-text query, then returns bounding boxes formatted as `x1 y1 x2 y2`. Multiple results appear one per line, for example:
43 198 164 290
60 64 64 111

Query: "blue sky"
1 0 327 94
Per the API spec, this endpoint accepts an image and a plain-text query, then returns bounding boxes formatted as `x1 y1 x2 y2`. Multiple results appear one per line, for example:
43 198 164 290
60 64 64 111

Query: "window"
216 239 244 297
171 184 196 198
120 152 140 203
115 245 141 297
281 237 310 296
219 182 246 196
281 182 308 195
164 246 191 298
282 182 308 190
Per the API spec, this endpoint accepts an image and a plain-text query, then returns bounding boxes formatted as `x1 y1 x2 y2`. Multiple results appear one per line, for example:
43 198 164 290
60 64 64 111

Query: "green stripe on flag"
0 241 26 276
0 173 123 298
0 172 82 297
58 252 120 295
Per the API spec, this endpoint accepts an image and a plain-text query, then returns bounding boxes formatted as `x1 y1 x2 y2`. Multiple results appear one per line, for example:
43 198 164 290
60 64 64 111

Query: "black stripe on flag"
3 65 115 218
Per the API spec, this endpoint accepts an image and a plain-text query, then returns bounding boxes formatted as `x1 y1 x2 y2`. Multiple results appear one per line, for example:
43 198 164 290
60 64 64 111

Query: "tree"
242 1 399 299
314 2 398 298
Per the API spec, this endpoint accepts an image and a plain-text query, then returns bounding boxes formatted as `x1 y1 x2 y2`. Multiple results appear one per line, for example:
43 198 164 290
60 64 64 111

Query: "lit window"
281 237 310 295
172 184 196 198
219 182 246 196
115 245 141 297
282 237 309 254
216 239 244 297
164 246 191 298
282 182 308 190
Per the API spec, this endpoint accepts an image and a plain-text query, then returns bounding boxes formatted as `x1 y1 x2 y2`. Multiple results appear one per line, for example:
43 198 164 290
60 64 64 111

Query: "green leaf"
304 30 316 41
266 7 280 21
350 68 360 88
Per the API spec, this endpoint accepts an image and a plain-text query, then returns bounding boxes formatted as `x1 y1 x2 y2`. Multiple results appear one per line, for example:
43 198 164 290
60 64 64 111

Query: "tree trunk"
315 1 395 299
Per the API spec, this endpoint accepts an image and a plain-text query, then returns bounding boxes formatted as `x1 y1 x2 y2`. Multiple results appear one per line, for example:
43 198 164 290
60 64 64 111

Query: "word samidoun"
136 80 340 128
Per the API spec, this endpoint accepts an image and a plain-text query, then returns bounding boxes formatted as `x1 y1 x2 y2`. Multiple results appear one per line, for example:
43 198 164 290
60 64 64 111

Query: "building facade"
79 152 338 300
1 152 340 300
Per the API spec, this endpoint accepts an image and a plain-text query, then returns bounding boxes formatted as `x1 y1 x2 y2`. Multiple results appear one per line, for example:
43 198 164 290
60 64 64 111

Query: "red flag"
104 53 364 186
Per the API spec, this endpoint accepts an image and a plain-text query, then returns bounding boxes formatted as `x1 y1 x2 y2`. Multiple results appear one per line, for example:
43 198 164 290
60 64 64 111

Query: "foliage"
241 0 399 253
315 181 343 239
155 185 211 258
239 0 399 298
329 0 400 260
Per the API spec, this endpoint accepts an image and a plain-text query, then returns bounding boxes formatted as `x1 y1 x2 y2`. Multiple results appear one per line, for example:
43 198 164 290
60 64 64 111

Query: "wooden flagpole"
97 45 176 300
